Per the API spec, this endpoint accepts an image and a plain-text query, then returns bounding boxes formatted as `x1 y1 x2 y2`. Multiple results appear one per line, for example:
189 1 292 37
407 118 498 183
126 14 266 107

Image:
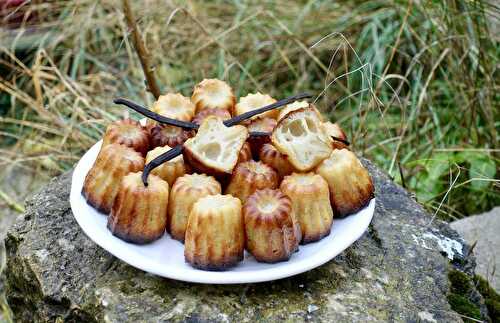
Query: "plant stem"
0 189 25 213
122 0 161 99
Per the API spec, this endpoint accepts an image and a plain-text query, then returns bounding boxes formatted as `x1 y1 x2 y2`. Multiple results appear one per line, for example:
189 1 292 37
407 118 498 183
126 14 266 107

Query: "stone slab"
3 160 484 322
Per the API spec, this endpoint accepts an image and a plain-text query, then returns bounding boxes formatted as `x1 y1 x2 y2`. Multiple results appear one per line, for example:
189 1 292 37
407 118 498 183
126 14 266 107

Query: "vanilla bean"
332 136 350 146
114 98 199 130
249 131 271 137
142 144 184 186
224 93 313 127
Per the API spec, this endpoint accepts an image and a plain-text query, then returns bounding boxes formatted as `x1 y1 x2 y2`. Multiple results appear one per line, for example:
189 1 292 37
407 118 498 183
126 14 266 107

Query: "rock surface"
451 207 500 293
3 160 485 322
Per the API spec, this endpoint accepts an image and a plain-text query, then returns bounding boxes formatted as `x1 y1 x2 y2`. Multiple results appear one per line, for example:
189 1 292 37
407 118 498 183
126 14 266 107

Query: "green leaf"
426 153 451 180
468 156 496 190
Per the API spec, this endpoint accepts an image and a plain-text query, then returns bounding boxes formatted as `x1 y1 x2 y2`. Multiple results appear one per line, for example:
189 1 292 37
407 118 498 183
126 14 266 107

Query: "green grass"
0 0 498 218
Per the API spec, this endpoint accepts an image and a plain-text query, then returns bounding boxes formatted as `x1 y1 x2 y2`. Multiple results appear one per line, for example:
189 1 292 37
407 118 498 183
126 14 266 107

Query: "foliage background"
0 0 498 220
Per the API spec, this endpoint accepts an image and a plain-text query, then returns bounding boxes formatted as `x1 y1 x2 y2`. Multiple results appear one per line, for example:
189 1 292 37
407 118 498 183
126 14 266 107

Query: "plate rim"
70 140 375 284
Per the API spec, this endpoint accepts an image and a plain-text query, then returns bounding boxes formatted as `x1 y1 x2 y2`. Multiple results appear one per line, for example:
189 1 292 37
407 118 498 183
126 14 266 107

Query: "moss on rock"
447 294 481 321
475 275 500 322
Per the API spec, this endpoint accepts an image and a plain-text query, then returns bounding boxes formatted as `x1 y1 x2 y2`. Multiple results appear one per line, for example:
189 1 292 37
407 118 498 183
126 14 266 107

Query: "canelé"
315 149 374 217
184 194 244 270
243 189 301 262
280 173 333 243
108 172 169 244
82 143 144 214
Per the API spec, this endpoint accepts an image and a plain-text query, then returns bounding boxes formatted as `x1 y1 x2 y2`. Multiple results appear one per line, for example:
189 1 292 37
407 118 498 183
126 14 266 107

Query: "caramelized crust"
192 108 231 125
108 172 169 244
315 149 374 217
271 107 332 171
280 173 333 243
278 101 323 121
238 142 253 164
184 194 244 270
146 146 189 186
323 121 348 150
235 93 278 120
259 143 296 179
243 189 301 263
168 174 221 242
247 117 277 157
102 119 149 155
151 93 196 122
183 116 248 180
191 79 236 113
82 144 144 214
150 124 194 149
225 160 278 203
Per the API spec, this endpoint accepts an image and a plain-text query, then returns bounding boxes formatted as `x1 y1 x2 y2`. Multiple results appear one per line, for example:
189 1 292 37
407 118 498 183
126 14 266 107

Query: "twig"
0 189 25 213
122 0 161 99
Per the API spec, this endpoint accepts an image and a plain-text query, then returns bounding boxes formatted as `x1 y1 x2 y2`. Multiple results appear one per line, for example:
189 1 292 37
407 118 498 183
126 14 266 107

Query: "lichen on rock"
1 160 491 322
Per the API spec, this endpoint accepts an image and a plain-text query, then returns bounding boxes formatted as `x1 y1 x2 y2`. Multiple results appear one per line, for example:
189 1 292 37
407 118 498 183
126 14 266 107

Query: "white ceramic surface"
70 141 375 284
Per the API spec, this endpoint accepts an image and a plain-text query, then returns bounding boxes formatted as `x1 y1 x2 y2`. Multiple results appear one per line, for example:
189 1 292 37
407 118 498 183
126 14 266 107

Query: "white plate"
70 141 375 284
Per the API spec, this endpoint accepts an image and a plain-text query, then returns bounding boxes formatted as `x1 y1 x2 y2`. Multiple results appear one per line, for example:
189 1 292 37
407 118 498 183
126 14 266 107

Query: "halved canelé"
259 143 296 179
107 172 169 244
150 124 194 149
191 79 236 113
243 189 301 263
102 119 149 155
315 148 374 217
225 160 278 203
246 117 277 157
322 121 348 150
183 116 248 180
277 101 323 122
271 107 332 172
168 173 221 242
235 92 277 120
184 194 244 270
82 143 144 214
280 172 333 243
145 145 189 187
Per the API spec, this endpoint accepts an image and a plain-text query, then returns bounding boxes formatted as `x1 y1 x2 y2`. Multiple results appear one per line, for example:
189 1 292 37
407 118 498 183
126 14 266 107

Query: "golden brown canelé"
192 108 231 125
322 121 348 150
315 148 374 217
102 119 149 155
225 160 279 203
243 189 301 263
150 124 194 149
247 117 277 157
259 143 295 179
168 173 221 242
151 93 196 122
82 143 144 214
191 79 236 113
235 92 278 120
145 145 189 186
184 194 244 270
280 173 333 243
107 172 169 244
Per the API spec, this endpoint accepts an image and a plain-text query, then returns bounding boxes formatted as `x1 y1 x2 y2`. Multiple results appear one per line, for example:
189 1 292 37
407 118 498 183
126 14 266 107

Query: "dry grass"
0 0 498 218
